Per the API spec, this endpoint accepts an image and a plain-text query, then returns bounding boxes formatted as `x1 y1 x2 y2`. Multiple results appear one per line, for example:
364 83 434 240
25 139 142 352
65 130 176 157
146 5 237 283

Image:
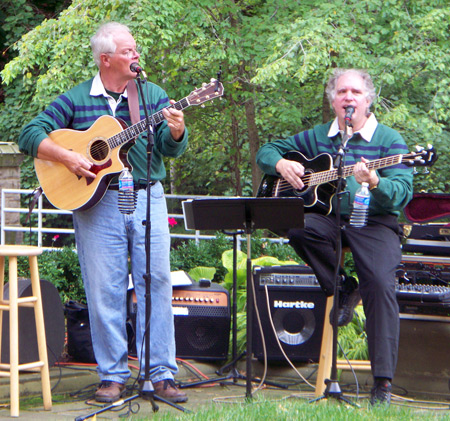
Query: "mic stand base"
309 379 359 407
139 380 158 410
73 387 191 421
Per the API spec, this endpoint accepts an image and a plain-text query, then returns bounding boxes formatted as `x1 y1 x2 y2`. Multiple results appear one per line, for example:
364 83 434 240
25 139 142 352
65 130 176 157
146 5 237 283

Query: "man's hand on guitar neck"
163 100 185 141
275 158 305 190
37 137 96 179
354 157 379 189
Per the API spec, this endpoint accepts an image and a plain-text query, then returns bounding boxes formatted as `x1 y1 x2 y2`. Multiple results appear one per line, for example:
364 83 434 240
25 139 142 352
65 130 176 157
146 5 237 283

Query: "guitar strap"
127 79 140 125
25 187 43 225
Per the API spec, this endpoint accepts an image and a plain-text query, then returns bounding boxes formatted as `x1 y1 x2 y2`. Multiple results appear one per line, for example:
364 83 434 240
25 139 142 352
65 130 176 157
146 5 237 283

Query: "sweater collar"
90 72 128 116
328 113 378 142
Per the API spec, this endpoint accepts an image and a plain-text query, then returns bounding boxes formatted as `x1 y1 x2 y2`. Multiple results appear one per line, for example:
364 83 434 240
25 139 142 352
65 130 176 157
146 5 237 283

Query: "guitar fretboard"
308 155 403 187
107 97 191 149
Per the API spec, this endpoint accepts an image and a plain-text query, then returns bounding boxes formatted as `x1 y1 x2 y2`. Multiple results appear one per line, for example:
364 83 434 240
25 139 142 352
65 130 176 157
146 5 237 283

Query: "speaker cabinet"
252 265 327 363
396 313 450 397
2 278 65 366
172 282 230 361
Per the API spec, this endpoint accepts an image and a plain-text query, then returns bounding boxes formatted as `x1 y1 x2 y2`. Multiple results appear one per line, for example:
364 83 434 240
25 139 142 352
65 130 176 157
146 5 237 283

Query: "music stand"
182 197 304 397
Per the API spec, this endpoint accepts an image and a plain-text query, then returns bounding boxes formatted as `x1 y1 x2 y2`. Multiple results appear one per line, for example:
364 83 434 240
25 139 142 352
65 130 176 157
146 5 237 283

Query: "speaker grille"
173 283 230 360
175 305 229 318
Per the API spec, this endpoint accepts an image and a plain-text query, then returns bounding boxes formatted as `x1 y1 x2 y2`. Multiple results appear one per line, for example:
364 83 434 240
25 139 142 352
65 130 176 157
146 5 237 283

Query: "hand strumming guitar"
275 157 305 190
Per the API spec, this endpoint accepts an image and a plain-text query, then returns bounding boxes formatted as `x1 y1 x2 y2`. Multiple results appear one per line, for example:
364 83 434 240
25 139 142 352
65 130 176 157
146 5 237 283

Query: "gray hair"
90 22 131 67
325 68 376 107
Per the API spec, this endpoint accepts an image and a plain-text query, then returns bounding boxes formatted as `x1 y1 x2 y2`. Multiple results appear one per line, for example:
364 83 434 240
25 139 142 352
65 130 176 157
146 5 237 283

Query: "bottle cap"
362 182 369 187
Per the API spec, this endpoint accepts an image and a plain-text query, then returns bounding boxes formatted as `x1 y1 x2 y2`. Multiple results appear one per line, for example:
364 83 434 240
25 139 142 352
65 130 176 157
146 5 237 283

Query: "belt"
108 181 157 191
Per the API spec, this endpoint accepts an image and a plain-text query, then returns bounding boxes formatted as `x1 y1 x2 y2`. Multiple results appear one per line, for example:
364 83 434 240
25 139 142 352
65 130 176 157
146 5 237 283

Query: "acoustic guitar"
35 80 224 211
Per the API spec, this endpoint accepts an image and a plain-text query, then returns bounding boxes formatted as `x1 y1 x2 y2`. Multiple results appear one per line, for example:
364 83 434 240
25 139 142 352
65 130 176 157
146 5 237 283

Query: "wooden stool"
314 248 371 397
0 245 52 417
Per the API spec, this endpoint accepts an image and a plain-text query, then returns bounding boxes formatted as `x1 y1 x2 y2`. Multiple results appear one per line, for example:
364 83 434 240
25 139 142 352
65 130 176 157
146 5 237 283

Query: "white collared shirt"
328 113 378 142
89 72 128 116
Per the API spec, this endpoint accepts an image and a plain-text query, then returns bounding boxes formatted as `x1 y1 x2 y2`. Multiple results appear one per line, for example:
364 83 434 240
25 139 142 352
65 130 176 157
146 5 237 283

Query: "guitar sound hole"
89 139 109 162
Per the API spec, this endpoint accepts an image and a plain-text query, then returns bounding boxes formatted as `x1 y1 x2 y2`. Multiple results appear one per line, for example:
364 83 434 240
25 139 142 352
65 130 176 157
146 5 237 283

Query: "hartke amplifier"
172 282 230 360
252 265 327 363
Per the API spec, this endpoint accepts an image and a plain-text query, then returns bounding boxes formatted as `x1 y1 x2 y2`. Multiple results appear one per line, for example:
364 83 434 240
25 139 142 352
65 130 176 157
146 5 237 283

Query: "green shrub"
14 247 85 304
170 232 233 282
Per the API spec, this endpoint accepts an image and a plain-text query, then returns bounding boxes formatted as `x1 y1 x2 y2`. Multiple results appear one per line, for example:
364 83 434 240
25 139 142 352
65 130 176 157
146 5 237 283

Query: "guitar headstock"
403 144 438 168
187 79 224 106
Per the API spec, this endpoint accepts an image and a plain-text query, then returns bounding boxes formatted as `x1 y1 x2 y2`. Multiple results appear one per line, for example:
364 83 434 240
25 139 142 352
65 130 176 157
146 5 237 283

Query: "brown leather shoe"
95 381 126 403
154 379 188 403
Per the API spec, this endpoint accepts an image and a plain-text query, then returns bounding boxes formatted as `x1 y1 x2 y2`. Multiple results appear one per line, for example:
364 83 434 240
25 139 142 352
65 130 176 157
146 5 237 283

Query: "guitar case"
404 193 450 223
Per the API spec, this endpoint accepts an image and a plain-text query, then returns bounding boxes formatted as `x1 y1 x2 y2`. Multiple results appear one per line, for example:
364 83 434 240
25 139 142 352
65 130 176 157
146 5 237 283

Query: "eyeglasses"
106 46 141 58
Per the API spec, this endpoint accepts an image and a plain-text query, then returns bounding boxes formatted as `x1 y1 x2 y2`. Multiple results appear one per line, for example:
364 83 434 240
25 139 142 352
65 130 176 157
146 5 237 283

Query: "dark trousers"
288 213 401 380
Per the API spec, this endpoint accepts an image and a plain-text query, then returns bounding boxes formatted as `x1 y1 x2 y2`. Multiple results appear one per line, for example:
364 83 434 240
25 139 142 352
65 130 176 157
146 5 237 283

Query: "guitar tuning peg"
201 104 205 108
202 82 207 87
423 167 430 174
412 167 418 175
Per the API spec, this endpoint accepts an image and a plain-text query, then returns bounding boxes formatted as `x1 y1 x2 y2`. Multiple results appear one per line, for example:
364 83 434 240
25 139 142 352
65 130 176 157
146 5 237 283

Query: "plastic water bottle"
349 182 370 228
118 168 136 214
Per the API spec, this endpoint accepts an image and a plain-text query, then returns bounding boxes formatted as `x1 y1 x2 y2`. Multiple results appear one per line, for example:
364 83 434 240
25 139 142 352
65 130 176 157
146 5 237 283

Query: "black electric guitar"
256 146 437 215
34 79 224 211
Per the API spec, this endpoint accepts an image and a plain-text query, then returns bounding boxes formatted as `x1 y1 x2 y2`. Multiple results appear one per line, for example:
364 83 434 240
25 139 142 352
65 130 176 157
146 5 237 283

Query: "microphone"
344 106 355 126
130 62 147 79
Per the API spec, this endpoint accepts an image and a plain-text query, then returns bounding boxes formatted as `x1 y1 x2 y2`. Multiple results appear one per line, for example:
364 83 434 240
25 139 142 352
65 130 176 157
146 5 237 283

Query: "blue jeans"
72 182 177 384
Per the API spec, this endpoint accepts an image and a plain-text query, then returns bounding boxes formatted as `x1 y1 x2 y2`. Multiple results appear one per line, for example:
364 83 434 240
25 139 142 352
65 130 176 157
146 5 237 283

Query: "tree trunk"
245 97 262 195
231 109 242 196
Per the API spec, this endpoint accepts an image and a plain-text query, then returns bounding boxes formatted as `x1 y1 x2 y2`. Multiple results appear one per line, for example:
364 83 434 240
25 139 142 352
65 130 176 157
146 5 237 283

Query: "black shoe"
370 379 392 406
330 276 360 327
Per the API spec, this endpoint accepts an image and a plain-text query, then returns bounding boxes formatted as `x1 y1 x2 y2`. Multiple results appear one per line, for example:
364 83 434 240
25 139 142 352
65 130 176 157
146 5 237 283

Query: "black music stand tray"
182 197 304 398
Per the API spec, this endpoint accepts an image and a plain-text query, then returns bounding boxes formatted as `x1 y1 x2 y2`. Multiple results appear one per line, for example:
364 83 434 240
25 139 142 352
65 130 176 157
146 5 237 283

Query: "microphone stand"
310 115 358 407
134 72 187 412
134 71 157 410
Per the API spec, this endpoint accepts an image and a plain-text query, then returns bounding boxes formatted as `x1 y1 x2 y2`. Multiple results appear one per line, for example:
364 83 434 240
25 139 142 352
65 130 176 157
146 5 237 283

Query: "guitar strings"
86 87 217 162
271 154 413 195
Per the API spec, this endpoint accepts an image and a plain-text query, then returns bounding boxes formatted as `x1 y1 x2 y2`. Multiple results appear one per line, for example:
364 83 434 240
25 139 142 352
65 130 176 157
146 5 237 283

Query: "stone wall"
0 142 24 244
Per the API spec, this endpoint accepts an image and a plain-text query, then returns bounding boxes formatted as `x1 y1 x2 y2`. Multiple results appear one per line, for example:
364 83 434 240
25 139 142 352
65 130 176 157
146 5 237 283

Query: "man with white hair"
19 22 188 404
257 68 413 405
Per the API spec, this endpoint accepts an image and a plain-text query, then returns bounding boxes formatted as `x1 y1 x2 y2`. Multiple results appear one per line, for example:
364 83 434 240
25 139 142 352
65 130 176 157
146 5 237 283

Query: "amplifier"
402 223 450 241
255 265 320 289
396 313 450 398
172 282 230 361
396 255 450 316
252 265 326 363
402 223 450 255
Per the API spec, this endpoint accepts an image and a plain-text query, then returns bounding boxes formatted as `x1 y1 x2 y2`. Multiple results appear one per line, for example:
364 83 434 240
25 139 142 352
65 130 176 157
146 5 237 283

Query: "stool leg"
29 256 52 411
315 295 334 397
8 256 19 417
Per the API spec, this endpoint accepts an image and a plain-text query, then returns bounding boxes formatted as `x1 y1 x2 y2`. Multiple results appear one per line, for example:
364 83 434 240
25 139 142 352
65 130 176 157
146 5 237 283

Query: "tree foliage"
1 0 449 198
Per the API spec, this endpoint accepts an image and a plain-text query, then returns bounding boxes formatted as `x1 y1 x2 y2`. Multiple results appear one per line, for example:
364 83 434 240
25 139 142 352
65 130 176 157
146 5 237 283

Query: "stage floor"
0 358 448 419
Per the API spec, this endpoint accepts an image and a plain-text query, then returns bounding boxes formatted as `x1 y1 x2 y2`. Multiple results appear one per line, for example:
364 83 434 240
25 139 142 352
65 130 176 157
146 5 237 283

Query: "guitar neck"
309 154 403 186
107 97 190 149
